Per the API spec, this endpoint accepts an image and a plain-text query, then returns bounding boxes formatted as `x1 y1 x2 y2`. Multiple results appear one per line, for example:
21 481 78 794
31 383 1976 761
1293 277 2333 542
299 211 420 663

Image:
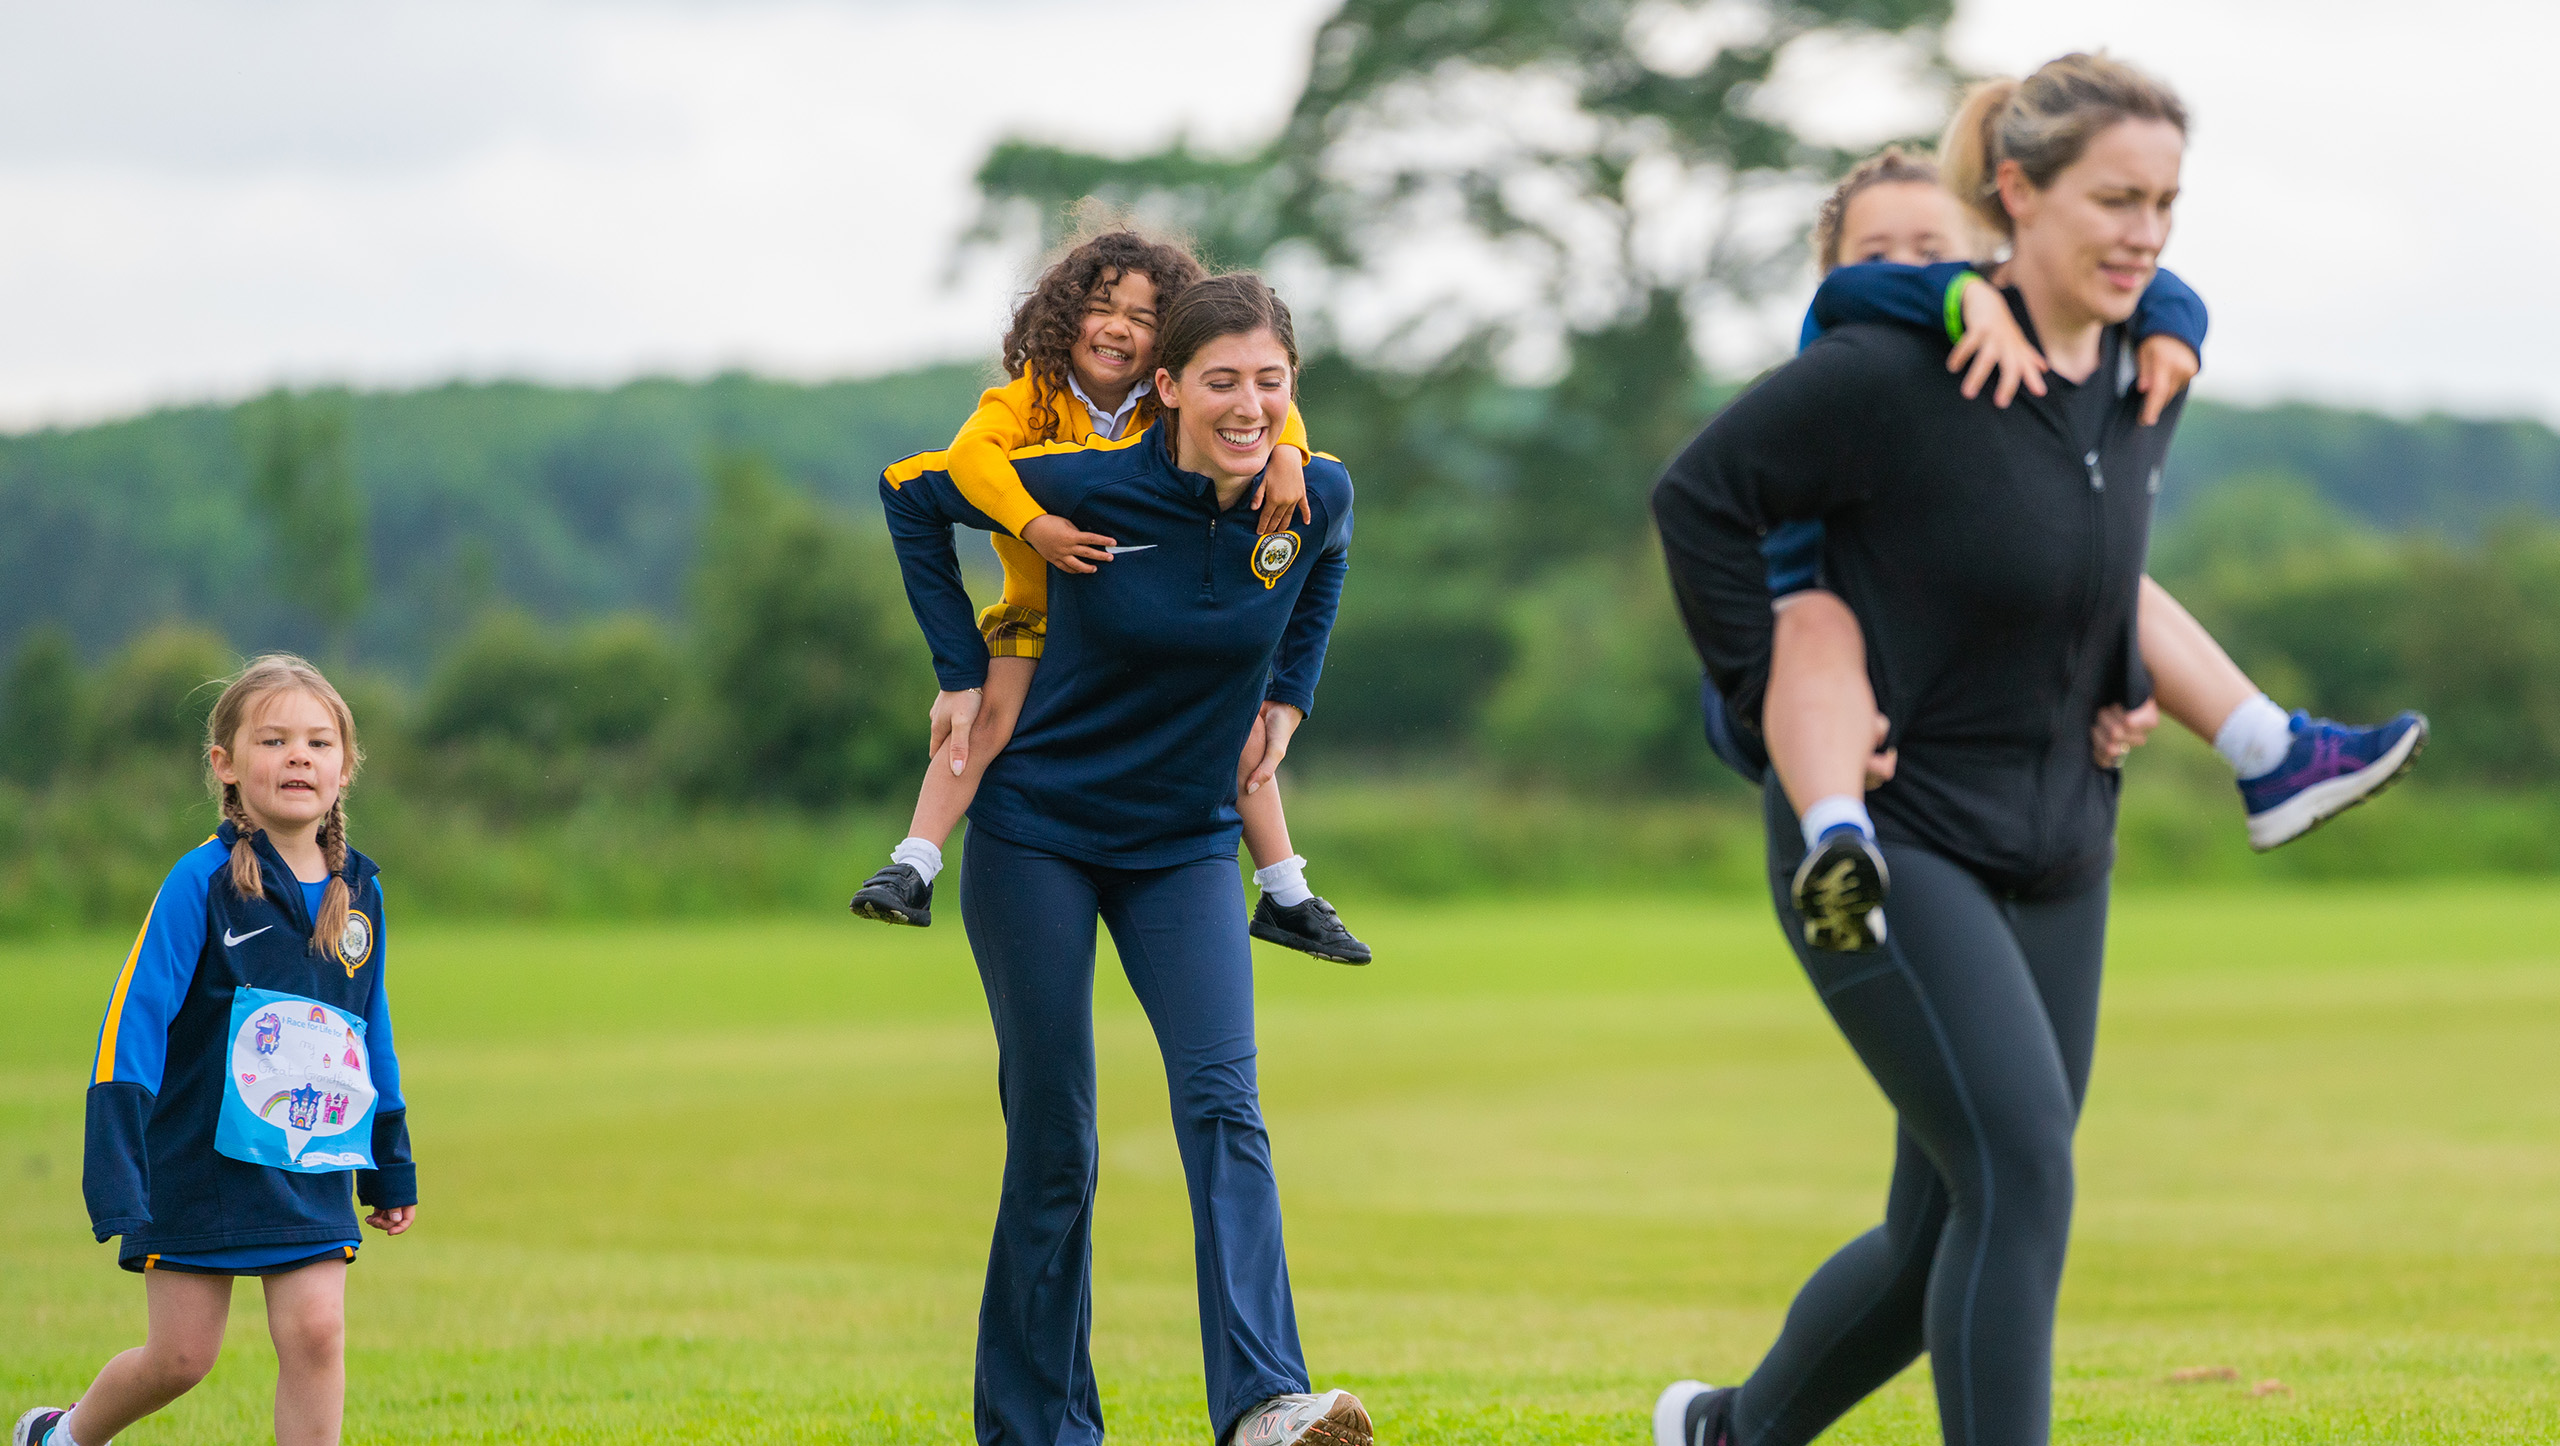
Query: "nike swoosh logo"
1103 544 1155 554
223 926 274 947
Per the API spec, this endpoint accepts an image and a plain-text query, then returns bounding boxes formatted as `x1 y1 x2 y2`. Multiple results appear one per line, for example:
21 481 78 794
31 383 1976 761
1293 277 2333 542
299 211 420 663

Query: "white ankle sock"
891 837 944 884
1800 795 1875 851
2214 694 2295 780
51 1417 86 1446
1253 854 1313 907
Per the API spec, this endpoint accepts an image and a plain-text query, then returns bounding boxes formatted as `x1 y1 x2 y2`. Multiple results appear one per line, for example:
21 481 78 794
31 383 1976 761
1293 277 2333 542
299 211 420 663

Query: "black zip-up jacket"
1652 306 2184 898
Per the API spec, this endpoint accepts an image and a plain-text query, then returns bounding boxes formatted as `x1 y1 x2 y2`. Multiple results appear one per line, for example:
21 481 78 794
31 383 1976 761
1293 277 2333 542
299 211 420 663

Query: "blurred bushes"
0 453 936 932
0 626 84 785
676 456 927 807
22 451 2560 935
1476 550 1736 791
2153 472 2560 783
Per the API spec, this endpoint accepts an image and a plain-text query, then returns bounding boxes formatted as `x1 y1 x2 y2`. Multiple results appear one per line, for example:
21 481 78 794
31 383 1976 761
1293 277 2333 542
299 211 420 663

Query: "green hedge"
4 739 2546 937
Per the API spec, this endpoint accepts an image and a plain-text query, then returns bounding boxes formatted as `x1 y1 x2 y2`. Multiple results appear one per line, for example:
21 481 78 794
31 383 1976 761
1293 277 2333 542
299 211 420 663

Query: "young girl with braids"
851 224 1372 963
17 655 415 1446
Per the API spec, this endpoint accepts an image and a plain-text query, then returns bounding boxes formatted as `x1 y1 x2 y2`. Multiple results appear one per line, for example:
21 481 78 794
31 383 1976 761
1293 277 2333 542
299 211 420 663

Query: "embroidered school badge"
1251 531 1302 590
339 910 373 976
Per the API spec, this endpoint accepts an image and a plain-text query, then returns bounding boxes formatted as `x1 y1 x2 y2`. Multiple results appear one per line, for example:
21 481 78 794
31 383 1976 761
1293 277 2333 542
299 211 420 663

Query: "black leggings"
1734 833 2109 1446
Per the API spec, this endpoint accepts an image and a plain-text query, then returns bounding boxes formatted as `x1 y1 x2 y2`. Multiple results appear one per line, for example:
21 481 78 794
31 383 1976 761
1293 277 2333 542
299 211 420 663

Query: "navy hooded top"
881 424 1352 869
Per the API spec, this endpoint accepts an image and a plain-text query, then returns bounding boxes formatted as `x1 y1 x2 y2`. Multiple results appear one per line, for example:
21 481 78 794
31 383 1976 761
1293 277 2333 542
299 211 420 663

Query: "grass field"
4 887 2556 1444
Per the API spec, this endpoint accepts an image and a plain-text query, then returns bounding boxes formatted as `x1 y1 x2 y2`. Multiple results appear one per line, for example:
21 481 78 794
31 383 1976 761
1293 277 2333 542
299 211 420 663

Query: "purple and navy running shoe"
2240 710 2428 851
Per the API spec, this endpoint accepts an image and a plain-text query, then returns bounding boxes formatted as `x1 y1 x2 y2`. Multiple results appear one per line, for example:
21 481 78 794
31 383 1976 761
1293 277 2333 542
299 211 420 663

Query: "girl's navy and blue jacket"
881 425 1352 869
85 823 413 1269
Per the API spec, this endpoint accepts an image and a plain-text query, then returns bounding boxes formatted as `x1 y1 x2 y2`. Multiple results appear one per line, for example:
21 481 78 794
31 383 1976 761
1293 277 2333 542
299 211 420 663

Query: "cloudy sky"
0 0 2550 429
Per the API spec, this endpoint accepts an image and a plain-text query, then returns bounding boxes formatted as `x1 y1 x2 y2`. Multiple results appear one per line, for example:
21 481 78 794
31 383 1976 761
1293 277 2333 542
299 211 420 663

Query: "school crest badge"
339 909 373 976
1251 531 1302 590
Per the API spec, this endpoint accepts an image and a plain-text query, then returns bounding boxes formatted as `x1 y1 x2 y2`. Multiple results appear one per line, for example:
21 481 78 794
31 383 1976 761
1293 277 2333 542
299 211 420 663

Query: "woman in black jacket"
1650 54 2195 1446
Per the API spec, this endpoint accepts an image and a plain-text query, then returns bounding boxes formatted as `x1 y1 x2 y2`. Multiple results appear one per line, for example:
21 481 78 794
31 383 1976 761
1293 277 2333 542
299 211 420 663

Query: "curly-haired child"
850 225 1370 963
16 654 415 1446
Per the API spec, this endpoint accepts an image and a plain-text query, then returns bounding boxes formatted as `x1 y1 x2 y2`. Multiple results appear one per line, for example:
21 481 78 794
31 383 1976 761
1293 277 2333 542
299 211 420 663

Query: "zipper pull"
2084 449 2104 492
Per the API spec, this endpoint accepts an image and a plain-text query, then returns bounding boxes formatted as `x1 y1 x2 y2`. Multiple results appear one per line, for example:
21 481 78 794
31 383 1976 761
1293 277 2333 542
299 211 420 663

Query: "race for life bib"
214 986 378 1173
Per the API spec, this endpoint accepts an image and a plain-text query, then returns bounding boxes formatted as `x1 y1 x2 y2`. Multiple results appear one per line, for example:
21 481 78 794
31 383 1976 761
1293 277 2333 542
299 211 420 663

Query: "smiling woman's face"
211 687 346 836
1069 268 1160 404
1157 326 1292 498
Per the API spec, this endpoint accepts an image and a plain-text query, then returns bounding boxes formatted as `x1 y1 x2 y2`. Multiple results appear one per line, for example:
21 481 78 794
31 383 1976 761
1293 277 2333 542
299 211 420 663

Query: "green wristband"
1944 270 1985 344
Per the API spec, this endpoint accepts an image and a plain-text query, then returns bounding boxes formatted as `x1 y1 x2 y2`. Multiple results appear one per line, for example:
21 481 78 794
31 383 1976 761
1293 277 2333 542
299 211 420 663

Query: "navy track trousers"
960 825 1308 1446
1734 792 2109 1446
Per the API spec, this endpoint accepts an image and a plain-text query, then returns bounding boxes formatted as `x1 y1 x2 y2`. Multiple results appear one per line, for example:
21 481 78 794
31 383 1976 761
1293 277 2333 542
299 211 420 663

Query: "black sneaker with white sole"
12 1408 69 1446
1250 894 1372 964
1790 827 1889 953
1652 1380 1737 1446
848 863 932 927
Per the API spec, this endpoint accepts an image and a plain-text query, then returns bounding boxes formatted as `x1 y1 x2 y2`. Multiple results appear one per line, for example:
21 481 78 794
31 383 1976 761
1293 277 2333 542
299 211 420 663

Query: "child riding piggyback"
850 225 1372 964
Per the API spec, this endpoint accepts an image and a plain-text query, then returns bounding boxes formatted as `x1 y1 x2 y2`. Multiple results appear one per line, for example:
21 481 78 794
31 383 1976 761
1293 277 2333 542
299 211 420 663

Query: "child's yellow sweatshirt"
948 372 1311 651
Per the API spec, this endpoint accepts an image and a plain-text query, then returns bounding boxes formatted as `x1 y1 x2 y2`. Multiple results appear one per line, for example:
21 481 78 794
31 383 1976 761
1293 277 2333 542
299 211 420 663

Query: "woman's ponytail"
1941 77 2022 239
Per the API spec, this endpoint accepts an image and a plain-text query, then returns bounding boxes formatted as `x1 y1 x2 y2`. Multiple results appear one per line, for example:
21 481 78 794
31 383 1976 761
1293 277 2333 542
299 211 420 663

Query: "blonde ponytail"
1940 77 2022 238
1940 54 2187 240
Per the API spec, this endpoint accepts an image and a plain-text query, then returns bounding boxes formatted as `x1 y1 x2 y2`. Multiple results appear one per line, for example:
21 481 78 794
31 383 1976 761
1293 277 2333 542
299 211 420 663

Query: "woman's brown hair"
1152 272 1300 401
1942 52 2188 240
1000 223 1206 443
1811 146 1944 273
206 653 365 964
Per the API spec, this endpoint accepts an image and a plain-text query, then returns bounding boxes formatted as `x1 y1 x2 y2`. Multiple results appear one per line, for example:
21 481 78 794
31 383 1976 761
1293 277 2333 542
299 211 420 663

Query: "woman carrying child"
1650 55 2232 1446
17 655 414 1446
850 224 1370 964
1718 144 2424 951
881 274 1369 1446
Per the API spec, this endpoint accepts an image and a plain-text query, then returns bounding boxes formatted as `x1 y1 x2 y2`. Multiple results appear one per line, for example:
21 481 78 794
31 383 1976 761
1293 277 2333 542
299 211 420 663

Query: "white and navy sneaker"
2240 711 2427 851
1230 1389 1372 1446
1790 827 1889 953
1653 1380 1737 1446
848 862 932 927
12 1407 69 1446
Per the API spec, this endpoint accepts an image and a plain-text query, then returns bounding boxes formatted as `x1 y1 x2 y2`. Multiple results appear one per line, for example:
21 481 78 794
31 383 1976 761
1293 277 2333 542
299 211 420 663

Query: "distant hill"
2165 400 2560 531
0 366 987 673
5 366 2556 675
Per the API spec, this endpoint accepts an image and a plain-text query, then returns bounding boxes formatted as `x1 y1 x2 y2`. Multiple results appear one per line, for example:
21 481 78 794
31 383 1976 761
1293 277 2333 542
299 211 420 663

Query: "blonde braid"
222 781 265 902
312 796 353 962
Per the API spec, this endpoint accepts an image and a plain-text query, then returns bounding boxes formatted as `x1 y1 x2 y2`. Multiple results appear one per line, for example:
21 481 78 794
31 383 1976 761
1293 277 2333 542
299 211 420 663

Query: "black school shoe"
1790 828 1890 953
1251 894 1372 965
13 1408 69 1446
848 863 932 927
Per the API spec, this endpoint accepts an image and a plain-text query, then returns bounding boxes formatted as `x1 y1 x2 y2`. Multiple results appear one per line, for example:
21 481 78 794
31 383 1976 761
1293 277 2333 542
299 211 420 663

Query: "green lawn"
4 888 2555 1443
